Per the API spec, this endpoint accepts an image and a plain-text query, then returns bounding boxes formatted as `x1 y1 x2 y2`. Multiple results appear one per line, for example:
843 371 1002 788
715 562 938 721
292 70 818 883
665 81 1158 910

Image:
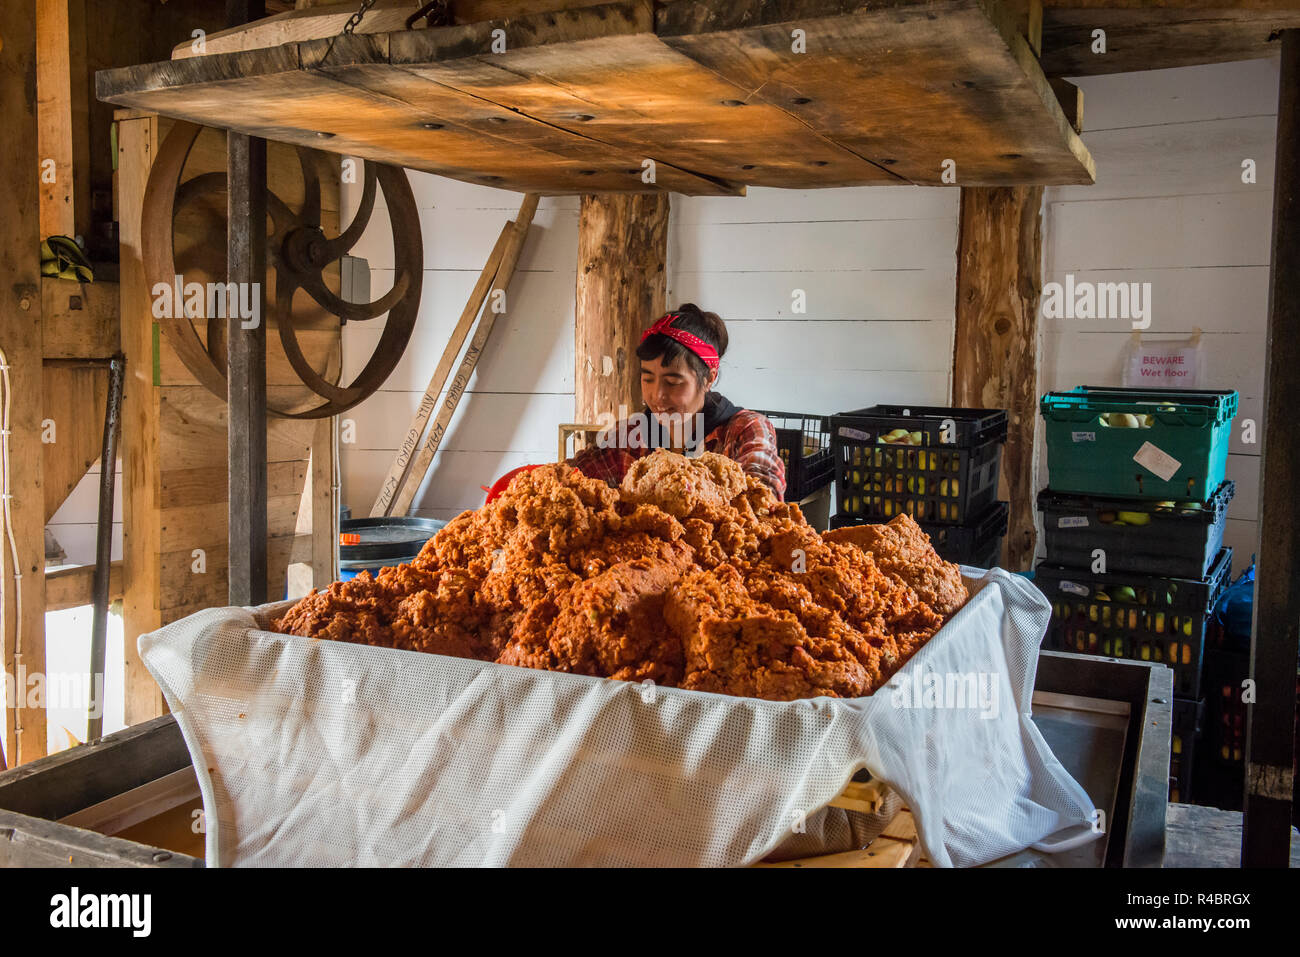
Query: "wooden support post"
117 114 165 725
226 129 268 606
952 186 1043 573
574 194 670 427
1 0 49 767
1242 27 1300 868
227 1 268 607
36 0 90 241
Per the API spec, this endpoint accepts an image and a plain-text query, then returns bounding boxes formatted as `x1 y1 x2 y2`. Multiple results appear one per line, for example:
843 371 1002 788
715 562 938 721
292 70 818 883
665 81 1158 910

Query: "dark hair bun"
673 302 728 357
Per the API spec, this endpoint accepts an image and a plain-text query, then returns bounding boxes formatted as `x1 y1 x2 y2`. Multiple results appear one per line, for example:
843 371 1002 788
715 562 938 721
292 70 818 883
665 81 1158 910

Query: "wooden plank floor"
95 0 1095 194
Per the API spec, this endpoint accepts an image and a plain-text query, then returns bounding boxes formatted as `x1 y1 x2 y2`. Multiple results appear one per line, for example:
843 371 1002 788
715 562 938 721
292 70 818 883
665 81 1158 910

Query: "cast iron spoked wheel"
141 121 422 419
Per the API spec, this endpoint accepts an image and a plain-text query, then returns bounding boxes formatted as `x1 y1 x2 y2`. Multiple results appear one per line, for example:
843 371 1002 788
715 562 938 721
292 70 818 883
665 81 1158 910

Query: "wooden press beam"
951 187 1044 573
226 0 270 607
0 0 50 767
1242 27 1300 870
574 194 669 428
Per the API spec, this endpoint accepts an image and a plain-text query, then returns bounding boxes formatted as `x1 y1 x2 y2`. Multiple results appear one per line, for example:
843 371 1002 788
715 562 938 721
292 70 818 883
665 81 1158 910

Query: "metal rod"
1242 28 1300 867
87 355 125 742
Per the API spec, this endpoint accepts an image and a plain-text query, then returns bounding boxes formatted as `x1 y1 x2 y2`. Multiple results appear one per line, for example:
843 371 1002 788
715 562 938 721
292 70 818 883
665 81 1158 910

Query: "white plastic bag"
140 566 1097 867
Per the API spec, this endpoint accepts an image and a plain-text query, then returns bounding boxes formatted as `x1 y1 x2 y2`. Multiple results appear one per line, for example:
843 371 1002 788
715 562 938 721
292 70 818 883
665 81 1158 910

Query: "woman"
569 303 787 497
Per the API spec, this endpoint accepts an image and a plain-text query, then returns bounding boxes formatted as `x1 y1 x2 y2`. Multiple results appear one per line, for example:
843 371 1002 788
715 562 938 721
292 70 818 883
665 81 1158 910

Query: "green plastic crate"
1040 386 1238 502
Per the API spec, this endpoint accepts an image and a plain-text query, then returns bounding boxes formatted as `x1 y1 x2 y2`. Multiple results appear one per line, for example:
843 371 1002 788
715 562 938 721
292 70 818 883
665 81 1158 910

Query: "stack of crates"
1035 386 1239 805
827 405 1009 567
751 410 835 503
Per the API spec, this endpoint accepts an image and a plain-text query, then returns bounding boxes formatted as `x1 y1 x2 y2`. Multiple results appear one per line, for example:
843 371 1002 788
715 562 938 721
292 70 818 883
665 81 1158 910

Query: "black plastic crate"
1035 547 1232 699
1203 648 1249 765
830 405 1007 525
1038 480 1234 579
830 501 1008 568
1171 697 1205 804
923 501 1008 568
753 410 834 502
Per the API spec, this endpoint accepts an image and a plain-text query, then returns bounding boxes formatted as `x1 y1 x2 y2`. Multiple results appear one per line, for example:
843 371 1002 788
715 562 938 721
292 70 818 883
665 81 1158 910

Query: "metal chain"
342 0 377 35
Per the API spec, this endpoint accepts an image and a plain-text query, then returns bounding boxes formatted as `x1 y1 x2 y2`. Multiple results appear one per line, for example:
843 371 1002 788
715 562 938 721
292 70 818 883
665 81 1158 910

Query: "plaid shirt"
569 409 787 498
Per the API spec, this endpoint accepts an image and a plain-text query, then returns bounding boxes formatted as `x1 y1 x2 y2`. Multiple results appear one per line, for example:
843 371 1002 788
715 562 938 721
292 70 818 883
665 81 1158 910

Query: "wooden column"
952 186 1043 572
117 114 165 725
574 193 670 427
35 0 90 241
226 130 268 607
225 0 268 607
1242 27 1300 868
0 0 49 766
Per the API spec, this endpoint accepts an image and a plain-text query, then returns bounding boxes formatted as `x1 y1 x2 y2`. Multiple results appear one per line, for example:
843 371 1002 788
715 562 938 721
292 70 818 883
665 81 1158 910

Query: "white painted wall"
339 178 959 522
1040 58 1277 570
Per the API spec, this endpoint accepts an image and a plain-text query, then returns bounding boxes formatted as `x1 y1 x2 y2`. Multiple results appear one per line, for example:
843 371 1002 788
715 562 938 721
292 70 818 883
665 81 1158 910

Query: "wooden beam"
951 186 1043 573
95 0 1096 190
36 0 90 240
574 193 669 428
41 278 120 359
1242 27 1300 869
226 128 269 606
45 561 124 613
1 0 50 769
1048 77 1083 135
1042 6 1300 77
116 114 166 727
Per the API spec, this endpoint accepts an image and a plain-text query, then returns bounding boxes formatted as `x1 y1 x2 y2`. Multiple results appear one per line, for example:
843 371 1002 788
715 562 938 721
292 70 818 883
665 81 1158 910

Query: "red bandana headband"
640 312 720 371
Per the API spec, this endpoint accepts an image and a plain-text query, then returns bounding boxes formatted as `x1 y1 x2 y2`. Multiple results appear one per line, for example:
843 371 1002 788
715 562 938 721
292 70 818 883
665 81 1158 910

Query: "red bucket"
484 464 543 504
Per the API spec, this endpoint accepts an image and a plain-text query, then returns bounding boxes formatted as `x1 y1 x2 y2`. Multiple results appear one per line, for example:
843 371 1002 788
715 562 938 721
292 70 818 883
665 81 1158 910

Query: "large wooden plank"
378 5 901 190
117 115 167 727
0 714 188 818
1 0 49 768
45 561 123 613
41 278 120 359
36 0 91 240
102 36 738 196
160 532 313 611
1043 6 1300 77
0 808 203 867
94 0 1095 189
42 364 110 522
656 0 1093 186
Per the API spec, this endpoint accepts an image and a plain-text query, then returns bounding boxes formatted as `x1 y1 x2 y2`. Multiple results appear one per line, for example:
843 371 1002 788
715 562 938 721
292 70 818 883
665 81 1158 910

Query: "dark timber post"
226 0 268 606
1242 28 1300 867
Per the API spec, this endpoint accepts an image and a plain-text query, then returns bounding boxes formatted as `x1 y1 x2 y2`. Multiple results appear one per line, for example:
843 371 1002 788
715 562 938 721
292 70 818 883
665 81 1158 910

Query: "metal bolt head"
19 296 31 311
